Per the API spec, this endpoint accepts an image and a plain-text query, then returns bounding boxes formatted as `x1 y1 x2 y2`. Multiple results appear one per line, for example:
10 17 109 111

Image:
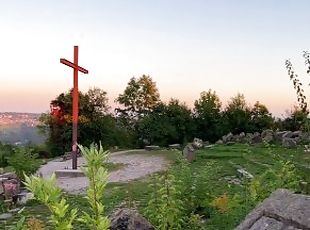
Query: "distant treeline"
38 75 308 157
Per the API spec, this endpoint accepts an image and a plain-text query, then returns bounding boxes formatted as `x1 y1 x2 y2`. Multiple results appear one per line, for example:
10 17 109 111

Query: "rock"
301 132 310 144
282 131 293 139
261 129 274 143
3 179 20 199
216 140 223 144
204 144 215 149
222 132 233 143
109 208 154 230
0 172 18 180
250 132 262 144
8 208 21 213
204 141 210 146
282 138 297 148
236 189 310 230
183 144 196 162
168 144 181 150
274 131 287 142
239 132 247 143
17 192 33 205
246 133 254 143
292 130 302 138
0 213 12 220
226 141 236 146
237 168 253 180
192 138 203 149
144 145 161 151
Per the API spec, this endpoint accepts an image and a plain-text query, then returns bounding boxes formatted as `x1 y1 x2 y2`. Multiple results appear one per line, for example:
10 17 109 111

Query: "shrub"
8 147 41 180
145 172 184 229
20 143 110 230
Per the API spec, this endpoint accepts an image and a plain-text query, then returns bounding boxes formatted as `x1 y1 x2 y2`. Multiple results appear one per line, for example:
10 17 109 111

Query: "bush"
7 147 41 180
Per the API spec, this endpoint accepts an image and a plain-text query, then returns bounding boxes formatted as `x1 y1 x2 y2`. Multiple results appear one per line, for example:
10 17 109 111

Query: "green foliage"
250 101 274 132
24 174 77 230
249 160 301 202
223 93 252 134
146 172 184 229
39 87 131 156
0 141 13 167
78 143 110 230
18 144 110 230
194 89 223 142
116 75 160 120
8 147 41 180
137 99 194 146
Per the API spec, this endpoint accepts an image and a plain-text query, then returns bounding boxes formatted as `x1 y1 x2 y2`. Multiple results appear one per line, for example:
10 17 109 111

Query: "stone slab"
236 189 310 230
54 169 85 178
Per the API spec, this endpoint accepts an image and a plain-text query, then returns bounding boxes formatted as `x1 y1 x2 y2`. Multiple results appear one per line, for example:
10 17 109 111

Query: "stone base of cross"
60 46 88 169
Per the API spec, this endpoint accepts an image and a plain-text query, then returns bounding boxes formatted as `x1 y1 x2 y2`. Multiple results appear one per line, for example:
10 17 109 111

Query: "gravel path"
38 150 169 194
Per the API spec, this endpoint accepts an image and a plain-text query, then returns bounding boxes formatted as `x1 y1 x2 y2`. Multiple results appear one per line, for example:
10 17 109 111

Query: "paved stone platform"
236 189 310 230
54 169 85 178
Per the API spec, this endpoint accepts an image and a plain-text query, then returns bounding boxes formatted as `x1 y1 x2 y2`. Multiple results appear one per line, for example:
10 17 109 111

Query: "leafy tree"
39 88 114 156
250 101 274 132
137 99 194 146
193 90 222 142
116 75 160 121
279 106 308 131
223 93 252 134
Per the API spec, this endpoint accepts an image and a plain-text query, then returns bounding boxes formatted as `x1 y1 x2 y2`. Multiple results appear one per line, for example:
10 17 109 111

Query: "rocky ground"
38 149 170 194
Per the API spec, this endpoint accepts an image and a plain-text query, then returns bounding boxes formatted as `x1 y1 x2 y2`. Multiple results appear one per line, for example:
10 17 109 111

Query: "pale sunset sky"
1 0 310 117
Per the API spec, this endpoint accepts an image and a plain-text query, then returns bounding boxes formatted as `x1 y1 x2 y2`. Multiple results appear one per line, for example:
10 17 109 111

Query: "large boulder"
183 144 196 162
282 131 293 139
222 132 233 143
261 130 274 143
109 208 154 230
236 189 310 230
274 131 288 142
250 132 262 144
282 138 297 148
192 138 203 149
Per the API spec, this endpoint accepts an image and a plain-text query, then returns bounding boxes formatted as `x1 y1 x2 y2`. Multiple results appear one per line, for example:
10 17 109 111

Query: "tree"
116 75 160 120
250 101 274 132
223 93 252 134
39 87 112 156
136 99 194 146
193 90 222 142
278 106 308 131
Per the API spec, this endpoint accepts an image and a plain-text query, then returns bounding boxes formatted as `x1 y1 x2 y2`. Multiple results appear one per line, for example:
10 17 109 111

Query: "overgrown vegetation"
16 144 110 230
3 144 306 229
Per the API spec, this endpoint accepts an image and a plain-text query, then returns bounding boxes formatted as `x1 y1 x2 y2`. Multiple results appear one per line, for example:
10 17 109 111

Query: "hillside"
0 112 45 145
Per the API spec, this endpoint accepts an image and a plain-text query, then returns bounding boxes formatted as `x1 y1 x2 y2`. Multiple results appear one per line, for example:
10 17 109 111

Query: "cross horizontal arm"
60 58 89 74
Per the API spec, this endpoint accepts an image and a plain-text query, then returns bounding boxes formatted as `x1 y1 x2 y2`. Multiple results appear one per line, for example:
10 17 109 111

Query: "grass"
1 144 309 229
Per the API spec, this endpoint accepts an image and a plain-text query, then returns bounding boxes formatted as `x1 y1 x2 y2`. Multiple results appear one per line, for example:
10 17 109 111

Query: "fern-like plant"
78 143 110 230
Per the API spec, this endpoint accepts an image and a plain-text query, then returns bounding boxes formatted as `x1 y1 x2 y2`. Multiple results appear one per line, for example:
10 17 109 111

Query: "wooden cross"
60 46 88 169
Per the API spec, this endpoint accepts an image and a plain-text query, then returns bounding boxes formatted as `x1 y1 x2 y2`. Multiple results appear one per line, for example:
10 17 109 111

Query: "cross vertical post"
60 46 88 169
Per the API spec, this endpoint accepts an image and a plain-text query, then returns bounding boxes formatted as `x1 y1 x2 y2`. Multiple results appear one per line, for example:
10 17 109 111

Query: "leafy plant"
24 174 77 230
78 143 110 230
146 172 184 230
8 147 41 180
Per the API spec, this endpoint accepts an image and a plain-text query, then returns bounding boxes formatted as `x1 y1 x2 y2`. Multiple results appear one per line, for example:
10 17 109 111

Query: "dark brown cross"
60 46 88 169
